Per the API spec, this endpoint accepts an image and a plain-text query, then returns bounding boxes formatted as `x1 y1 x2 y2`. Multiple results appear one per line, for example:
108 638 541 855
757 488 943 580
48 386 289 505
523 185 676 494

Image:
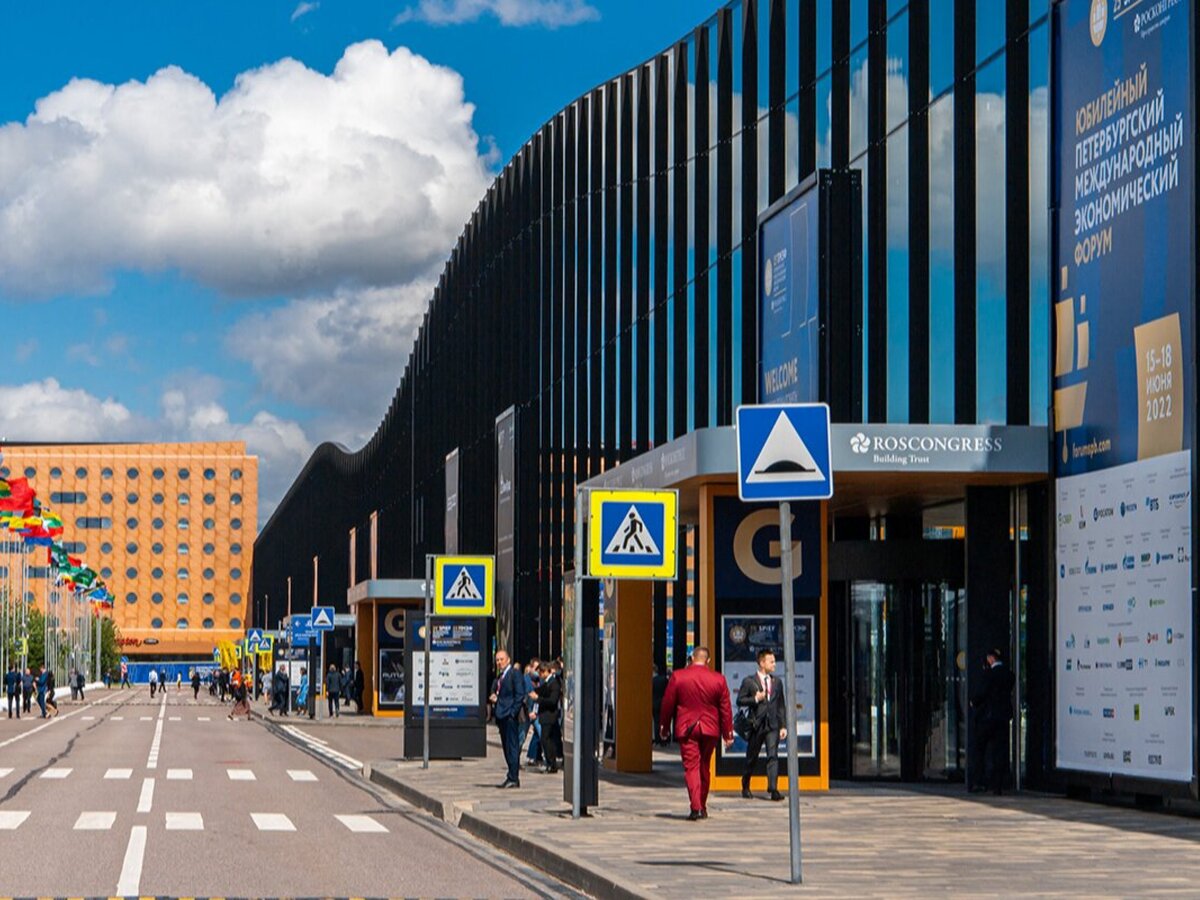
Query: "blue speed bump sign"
311 606 336 630
434 556 495 616
588 489 678 579
736 403 833 502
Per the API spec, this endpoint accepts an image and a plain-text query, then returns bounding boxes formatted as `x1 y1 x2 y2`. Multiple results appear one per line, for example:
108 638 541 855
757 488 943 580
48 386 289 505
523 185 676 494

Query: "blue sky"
0 0 726 520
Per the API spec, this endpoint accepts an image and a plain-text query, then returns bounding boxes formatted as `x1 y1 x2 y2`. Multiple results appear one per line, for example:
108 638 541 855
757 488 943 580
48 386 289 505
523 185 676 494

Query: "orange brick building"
1 442 256 659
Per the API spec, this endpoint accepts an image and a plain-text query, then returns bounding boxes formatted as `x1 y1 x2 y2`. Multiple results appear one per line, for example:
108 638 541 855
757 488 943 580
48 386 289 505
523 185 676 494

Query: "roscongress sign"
830 425 1045 474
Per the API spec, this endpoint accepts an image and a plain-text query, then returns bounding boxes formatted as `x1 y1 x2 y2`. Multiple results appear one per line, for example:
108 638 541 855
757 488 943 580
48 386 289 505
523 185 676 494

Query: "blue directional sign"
736 403 833 502
587 489 678 579
289 618 318 644
310 606 336 630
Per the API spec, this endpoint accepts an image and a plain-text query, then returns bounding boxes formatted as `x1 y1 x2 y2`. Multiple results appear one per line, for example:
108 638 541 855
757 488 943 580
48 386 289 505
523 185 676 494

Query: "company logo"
1156 551 1175 565
1126 596 1137 611
1084 558 1097 575
1166 627 1184 644
1065 658 1073 671
1094 660 1113 669
1133 703 1141 721
1145 496 1160 511
1103 751 1115 761
1148 754 1162 766
1118 658 1133 670
1101 602 1115 612
1118 632 1140 646
1122 556 1135 571
1060 563 1067 579
1140 552 1152 567
1123 750 1132 763
1068 705 1092 716
1120 500 1138 517
1065 633 1076 649
850 432 870 454
1136 657 1148 669
1093 506 1114 522
1168 490 1189 510
1146 632 1160 644
1155 658 1171 668
1148 597 1167 608
1102 707 1115 718
1164 706 1176 717
1177 546 1191 563
1078 604 1093 613
1058 512 1073 526
763 256 774 297
1100 561 1118 573
1095 636 1111 646
1090 0 1107 45
1083 636 1092 649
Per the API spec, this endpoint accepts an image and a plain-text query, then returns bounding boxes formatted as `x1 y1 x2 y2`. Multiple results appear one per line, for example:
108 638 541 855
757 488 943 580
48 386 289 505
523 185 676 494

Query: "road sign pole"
778 500 803 885
571 490 584 820
423 553 433 770
306 637 316 719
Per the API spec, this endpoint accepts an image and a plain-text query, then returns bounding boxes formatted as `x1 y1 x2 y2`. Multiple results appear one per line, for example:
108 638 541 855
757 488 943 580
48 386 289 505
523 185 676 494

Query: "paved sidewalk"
358 742 1200 898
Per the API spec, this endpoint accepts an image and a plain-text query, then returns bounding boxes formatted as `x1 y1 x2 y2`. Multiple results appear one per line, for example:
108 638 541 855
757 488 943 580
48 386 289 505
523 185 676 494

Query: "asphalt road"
0 689 575 898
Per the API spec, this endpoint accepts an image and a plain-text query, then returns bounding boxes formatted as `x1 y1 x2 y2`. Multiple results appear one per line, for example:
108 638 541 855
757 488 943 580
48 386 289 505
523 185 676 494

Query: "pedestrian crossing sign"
588 489 678 579
433 555 495 616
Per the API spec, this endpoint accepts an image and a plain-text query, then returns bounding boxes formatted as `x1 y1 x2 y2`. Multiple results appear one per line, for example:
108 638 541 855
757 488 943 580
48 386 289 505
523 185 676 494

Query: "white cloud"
0 378 136 443
0 40 494 297
394 0 599 28
291 1 319 22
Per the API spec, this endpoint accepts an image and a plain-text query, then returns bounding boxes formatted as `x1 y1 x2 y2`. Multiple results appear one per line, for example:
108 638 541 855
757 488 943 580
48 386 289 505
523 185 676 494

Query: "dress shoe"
544 765 559 774
741 788 753 799
688 809 702 821
770 791 785 801
497 780 518 789
699 808 708 819
741 776 752 799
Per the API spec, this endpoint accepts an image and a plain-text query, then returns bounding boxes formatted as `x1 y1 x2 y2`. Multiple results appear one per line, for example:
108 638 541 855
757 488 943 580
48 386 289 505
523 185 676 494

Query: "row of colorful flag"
0 455 113 608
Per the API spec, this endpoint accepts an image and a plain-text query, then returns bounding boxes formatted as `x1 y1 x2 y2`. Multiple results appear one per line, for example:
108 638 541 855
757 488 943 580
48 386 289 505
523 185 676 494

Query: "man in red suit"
658 647 734 820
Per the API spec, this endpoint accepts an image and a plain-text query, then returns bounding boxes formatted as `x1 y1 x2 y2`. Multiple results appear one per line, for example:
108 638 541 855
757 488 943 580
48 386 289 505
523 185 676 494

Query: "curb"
369 768 649 900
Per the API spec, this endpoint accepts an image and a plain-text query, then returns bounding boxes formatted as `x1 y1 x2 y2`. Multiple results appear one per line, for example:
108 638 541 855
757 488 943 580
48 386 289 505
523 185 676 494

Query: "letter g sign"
733 509 803 585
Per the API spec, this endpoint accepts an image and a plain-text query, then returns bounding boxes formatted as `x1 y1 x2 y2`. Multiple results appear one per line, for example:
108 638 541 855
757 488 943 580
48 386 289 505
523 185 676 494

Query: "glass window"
179 493 190 505
100 542 113 554
231 468 242 481
230 493 242 506
153 468 164 480
152 517 164 530
126 541 138 554
75 467 88 478
887 124 910 422
179 518 190 531
816 74 832 169
62 542 86 553
203 468 216 480
886 11 909 133
203 568 215 580
851 0 868 49
126 467 139 479
203 592 215 605
203 618 214 629
178 566 189 578
24 466 35 478
152 542 163 554
203 493 215 506
849 45 869 159
126 517 138 529
125 592 137 605
101 467 112 479
178 543 189 555
976 55 1006 423
125 567 137 579
151 617 163 628
127 492 139 504
230 618 242 629
817 0 832 74
152 567 164 579
153 493 164 505
1028 20 1049 426
203 543 215 555
230 593 242 605
178 468 190 480
50 492 86 504
204 518 215 530
928 91 955 421
76 517 112 529
230 568 242 580
100 566 112 578
101 492 113 504
930 0 954 98
230 543 241 555
49 466 62 479
976 0 1005 63
177 618 189 629
152 592 163 604
178 592 189 604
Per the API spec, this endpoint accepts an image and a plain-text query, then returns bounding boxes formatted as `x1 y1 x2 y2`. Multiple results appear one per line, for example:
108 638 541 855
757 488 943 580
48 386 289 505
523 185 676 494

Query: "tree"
99 614 121 679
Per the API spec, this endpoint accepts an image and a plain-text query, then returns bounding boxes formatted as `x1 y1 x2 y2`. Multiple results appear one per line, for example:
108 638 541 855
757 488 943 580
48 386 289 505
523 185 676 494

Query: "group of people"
3 663 60 719
489 651 563 789
320 661 365 717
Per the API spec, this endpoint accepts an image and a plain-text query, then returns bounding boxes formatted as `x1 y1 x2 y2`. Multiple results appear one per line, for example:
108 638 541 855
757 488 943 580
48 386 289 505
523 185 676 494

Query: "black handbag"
733 707 754 740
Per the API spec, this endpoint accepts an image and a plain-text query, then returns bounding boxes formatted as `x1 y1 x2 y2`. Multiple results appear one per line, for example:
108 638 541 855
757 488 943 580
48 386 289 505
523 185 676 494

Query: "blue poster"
407 618 482 720
759 182 820 404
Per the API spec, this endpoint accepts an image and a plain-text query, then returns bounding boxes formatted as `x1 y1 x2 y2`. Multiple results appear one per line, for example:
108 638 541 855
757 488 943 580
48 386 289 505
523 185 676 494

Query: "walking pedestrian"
21 668 33 713
35 667 48 718
44 668 58 717
523 659 543 769
737 649 787 801
75 669 85 701
296 666 309 715
269 665 290 716
120 663 130 688
530 662 561 774
489 650 524 788
658 647 734 820
148 667 159 698
5 664 20 719
969 648 1016 795
176 671 182 692
190 669 201 700
353 661 365 713
227 672 251 720
325 664 341 718
69 668 79 701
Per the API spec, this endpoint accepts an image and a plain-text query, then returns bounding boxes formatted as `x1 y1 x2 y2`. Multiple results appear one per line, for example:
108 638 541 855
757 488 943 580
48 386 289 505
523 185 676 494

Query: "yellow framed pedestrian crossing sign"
433 555 495 616
587 489 679 579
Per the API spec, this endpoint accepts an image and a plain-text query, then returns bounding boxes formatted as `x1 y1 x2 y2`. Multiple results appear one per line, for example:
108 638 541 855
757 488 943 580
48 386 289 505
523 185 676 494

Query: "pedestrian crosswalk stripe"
0 811 29 829
198 716 210 721
140 716 153 721
251 812 295 831
105 768 133 780
167 768 193 780
74 810 116 830
165 811 204 831
227 768 256 781
0 768 12 778
112 716 124 721
336 814 389 833
287 769 318 782
169 716 181 721
82 715 95 720
40 767 72 779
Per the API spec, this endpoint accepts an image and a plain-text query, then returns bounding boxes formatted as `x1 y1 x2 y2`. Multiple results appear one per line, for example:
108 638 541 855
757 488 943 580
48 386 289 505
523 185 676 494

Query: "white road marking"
0 697 111 749
227 768 256 781
82 715 95 720
146 710 165 769
165 811 204 831
166 768 193 780
137 778 155 813
0 767 12 778
75 811 117 830
198 716 210 721
251 813 295 832
169 716 181 721
105 768 134 780
336 814 388 833
40 767 72 779
112 716 124 721
287 769 318 782
280 725 363 770
139 716 153 721
0 811 30 829
116 825 147 896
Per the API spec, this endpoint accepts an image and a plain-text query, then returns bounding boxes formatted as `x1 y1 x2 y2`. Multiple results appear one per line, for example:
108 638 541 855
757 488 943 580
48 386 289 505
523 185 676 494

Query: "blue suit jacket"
494 666 524 721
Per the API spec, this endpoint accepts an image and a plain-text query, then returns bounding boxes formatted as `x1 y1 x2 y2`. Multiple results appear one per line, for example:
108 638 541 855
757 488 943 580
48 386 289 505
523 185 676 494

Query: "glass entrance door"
849 580 966 780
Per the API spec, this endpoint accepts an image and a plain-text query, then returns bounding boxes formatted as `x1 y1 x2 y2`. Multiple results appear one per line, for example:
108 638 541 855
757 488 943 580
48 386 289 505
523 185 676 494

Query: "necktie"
765 677 771 700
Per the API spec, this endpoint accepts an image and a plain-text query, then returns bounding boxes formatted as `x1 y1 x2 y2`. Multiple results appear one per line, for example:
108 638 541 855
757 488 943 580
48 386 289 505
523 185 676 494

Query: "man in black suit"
737 649 787 801
530 662 562 773
969 648 1016 795
489 650 525 788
